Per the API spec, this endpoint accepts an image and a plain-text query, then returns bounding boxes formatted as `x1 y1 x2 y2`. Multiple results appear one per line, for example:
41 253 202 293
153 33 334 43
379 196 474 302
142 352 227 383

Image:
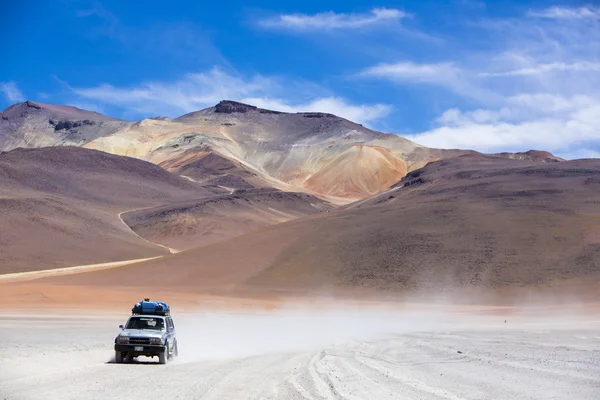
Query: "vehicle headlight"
150 337 162 345
117 336 129 344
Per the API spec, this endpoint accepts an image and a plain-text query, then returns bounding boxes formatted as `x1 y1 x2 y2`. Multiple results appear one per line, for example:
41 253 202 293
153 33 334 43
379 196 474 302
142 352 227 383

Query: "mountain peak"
1 100 120 122
214 100 285 115
496 150 564 163
215 100 258 113
1 100 42 118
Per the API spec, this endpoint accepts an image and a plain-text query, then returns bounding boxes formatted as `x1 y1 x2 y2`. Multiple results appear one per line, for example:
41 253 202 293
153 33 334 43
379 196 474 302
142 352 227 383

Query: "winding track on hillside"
0 207 179 284
117 210 180 254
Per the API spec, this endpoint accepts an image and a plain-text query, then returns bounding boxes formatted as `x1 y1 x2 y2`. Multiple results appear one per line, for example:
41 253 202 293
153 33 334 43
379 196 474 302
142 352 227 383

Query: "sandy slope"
0 147 211 273
42 156 600 298
120 188 332 250
1 310 599 400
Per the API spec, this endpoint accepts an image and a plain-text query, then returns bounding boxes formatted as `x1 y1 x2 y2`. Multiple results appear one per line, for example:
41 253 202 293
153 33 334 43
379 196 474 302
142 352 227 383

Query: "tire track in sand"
0 256 161 283
0 207 179 283
117 209 179 254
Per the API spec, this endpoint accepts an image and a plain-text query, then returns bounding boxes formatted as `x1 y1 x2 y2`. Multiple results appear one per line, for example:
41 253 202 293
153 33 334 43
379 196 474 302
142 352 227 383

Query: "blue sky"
1 0 599 158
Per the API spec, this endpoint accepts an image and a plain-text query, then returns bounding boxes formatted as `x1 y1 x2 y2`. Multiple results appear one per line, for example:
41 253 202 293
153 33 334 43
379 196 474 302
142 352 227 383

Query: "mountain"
86 100 468 199
0 100 129 151
50 155 600 298
1 100 565 201
0 100 581 290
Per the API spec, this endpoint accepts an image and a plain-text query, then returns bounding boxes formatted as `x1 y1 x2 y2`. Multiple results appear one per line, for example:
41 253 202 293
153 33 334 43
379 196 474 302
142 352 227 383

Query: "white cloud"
507 93 597 113
66 102 106 115
481 62 600 77
259 8 408 30
559 148 600 160
407 95 600 157
0 82 25 103
72 67 390 125
242 97 391 125
528 6 600 20
359 61 497 102
367 7 600 158
361 61 459 83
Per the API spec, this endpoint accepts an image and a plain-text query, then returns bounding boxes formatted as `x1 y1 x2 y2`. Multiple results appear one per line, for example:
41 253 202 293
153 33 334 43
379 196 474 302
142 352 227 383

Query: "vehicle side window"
167 317 174 329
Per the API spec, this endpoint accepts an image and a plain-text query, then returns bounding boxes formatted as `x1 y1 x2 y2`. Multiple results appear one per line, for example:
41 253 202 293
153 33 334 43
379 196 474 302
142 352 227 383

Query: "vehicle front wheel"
158 345 168 365
115 351 124 364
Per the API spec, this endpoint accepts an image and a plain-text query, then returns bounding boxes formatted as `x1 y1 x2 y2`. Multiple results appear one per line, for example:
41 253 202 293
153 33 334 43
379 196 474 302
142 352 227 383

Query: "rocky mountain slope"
0 100 462 200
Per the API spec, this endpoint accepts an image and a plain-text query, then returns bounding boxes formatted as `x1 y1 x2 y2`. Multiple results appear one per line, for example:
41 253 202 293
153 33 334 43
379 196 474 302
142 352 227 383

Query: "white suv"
114 314 178 364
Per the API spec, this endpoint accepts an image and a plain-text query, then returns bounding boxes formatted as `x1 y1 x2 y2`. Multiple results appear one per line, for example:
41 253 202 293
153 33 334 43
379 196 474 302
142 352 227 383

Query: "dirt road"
1 310 599 399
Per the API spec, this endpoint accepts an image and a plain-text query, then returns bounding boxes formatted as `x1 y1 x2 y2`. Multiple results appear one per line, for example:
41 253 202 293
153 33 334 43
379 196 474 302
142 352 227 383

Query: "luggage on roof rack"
132 298 170 315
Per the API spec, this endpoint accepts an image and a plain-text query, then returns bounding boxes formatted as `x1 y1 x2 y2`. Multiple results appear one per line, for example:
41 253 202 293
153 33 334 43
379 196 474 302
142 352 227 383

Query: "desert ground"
1 304 599 400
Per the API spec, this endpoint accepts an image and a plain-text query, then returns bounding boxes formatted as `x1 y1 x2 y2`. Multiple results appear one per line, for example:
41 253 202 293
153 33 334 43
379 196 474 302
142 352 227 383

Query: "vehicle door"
166 317 175 348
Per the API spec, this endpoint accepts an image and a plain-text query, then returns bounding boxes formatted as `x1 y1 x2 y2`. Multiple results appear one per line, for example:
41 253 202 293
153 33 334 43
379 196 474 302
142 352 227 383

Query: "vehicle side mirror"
119 325 124 329
168 327 174 332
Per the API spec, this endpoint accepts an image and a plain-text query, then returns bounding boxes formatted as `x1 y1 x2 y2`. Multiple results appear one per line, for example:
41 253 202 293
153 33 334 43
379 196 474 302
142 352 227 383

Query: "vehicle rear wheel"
115 351 124 364
173 341 178 358
158 345 168 365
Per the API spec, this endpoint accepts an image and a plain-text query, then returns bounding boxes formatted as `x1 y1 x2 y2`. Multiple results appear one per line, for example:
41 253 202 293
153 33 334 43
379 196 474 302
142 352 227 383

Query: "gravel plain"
1 309 599 400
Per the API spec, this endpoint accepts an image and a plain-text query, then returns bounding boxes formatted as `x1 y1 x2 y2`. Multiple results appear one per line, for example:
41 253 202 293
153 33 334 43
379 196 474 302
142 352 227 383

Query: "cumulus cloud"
258 8 408 30
527 6 600 20
0 82 25 103
408 95 600 157
72 67 390 125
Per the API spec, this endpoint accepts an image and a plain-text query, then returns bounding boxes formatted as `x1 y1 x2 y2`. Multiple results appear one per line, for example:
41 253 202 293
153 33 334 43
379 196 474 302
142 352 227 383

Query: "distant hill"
53 155 600 298
121 188 332 251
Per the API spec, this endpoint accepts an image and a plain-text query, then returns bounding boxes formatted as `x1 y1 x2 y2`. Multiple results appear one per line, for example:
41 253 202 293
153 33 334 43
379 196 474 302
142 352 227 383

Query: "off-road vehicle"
114 299 178 364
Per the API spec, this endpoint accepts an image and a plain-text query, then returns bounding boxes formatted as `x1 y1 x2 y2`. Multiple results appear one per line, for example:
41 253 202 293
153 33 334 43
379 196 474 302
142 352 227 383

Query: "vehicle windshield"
125 317 164 330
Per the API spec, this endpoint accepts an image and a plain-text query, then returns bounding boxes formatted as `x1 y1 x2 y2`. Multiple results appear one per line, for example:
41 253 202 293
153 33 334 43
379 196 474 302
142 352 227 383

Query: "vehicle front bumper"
114 344 166 356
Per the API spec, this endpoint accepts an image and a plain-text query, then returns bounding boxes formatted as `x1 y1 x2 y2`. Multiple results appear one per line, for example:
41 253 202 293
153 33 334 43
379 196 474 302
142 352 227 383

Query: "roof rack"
131 299 170 316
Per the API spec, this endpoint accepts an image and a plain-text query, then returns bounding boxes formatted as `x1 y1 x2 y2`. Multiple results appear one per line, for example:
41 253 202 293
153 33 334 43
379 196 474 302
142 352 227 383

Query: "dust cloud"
174 306 443 362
